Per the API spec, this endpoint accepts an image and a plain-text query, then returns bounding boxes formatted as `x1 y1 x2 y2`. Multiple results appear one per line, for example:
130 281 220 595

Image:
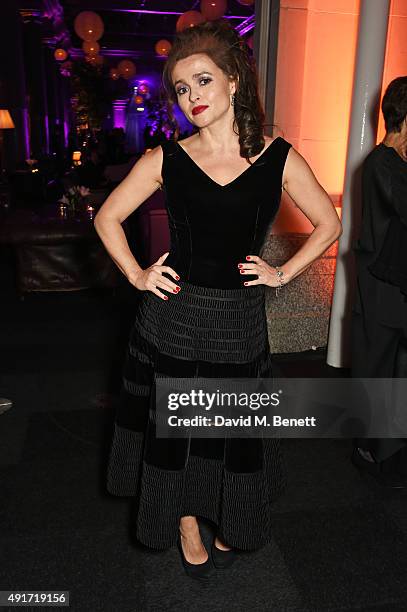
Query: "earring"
231 94 235 107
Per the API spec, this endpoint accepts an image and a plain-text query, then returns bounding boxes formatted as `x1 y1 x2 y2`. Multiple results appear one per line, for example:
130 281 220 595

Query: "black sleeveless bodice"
161 137 292 289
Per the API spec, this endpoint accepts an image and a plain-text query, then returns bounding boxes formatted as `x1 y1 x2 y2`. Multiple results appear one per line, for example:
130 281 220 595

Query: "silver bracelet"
274 266 285 298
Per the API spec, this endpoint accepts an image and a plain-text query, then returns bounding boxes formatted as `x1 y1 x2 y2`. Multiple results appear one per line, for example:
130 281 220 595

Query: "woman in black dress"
94 20 341 579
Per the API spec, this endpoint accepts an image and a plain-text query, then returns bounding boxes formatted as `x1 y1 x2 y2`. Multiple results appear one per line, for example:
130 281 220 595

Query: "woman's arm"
94 146 179 300
279 147 342 281
241 147 342 287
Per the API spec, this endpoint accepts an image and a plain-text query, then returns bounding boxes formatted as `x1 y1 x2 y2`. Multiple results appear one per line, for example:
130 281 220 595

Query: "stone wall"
262 233 338 354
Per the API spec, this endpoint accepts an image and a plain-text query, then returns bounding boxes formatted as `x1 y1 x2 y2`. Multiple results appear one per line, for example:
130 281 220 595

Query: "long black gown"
107 136 292 550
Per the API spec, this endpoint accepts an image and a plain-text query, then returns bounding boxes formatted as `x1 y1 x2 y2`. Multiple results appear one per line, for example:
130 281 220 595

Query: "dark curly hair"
382 76 407 133
161 19 266 160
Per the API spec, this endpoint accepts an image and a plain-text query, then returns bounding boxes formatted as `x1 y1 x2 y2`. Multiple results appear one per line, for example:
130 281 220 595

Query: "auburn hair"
161 19 266 160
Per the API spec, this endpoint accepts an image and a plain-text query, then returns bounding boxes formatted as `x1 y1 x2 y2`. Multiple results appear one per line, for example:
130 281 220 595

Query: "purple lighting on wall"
22 109 30 158
113 100 128 130
235 15 255 36
63 120 69 148
44 114 50 154
69 48 142 59
92 9 248 19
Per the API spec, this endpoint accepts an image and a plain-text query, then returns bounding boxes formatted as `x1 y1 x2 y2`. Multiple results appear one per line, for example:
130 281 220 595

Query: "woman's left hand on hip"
238 255 286 287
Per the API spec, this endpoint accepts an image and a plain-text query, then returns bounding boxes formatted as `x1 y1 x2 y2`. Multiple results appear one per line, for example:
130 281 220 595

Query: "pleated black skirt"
106 280 286 550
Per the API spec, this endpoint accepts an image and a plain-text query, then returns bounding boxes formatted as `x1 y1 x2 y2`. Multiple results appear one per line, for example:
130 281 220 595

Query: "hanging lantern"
74 11 104 41
237 0 255 5
155 39 172 57
200 0 227 21
109 68 120 80
118 59 136 79
135 95 144 105
54 48 68 61
82 41 100 55
138 83 149 95
176 11 205 33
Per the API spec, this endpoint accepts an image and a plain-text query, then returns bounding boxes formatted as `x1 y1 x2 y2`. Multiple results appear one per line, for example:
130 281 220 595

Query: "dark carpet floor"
1 288 407 612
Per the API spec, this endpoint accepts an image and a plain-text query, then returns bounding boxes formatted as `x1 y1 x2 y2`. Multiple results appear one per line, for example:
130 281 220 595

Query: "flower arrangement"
59 185 90 215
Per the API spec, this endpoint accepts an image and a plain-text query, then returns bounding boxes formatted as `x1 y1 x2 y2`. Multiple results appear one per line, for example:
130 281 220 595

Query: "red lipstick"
192 105 208 116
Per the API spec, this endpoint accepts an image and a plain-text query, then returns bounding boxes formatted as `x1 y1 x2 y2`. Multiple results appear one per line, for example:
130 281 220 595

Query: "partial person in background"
351 76 407 487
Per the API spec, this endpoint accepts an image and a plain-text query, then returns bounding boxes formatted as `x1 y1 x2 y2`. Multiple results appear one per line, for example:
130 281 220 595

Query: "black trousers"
351 311 407 461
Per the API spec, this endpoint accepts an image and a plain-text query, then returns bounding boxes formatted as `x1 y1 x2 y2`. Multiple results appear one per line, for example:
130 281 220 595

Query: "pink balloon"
176 11 205 32
200 0 227 20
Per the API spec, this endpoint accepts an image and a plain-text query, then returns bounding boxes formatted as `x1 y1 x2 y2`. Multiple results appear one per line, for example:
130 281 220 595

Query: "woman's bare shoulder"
134 144 164 178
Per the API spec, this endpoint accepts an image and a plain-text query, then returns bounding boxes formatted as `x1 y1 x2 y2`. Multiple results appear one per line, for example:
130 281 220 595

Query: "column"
0 4 30 170
23 19 49 157
327 0 391 367
254 0 278 131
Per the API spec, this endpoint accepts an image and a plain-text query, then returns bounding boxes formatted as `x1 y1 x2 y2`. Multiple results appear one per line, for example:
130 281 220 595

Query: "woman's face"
171 53 236 127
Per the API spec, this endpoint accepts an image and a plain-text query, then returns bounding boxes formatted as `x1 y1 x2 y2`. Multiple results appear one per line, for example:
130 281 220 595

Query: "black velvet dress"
107 136 292 550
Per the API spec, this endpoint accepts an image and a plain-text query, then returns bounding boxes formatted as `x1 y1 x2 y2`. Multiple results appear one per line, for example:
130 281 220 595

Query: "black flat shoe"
211 538 236 569
177 534 213 580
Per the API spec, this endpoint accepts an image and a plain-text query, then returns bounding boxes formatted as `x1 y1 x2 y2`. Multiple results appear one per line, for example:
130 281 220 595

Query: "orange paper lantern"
200 0 227 21
54 48 68 61
74 11 104 41
109 68 120 80
135 95 144 105
176 11 205 33
82 41 100 55
155 39 172 57
118 59 136 79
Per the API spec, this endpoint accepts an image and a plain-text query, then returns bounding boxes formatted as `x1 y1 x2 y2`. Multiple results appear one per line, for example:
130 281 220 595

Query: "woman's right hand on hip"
128 252 180 300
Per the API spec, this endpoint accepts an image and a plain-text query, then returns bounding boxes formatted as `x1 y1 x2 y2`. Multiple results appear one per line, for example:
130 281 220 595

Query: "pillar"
23 19 50 157
0 4 30 170
326 0 391 367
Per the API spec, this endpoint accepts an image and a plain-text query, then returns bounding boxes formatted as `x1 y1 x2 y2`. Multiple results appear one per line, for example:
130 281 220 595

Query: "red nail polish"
164 296 168 300
244 282 248 286
240 270 244 274
175 275 180 280
246 256 251 260
238 264 243 268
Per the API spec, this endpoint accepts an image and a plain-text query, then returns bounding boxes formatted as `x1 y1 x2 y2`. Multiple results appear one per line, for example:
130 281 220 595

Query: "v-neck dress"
107 136 292 551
